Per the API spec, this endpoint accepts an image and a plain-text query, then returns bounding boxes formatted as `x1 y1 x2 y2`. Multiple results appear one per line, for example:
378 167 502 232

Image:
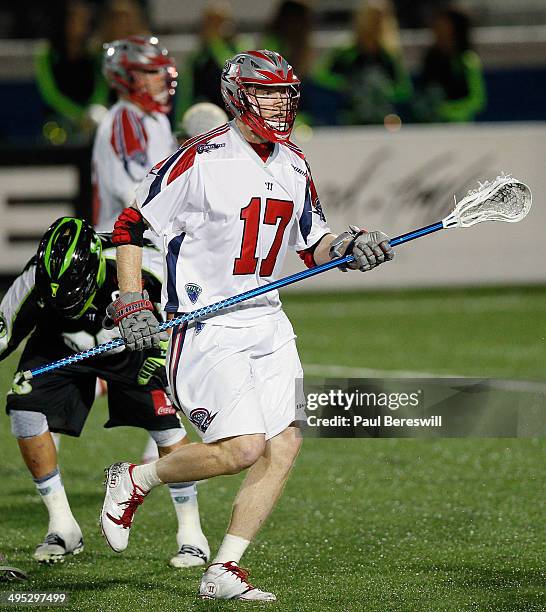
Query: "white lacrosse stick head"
443 173 532 229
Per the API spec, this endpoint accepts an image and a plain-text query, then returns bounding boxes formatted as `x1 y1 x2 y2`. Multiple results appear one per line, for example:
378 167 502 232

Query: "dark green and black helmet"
35 217 106 319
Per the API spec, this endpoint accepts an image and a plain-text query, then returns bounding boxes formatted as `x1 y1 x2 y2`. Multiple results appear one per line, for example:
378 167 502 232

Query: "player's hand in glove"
103 290 168 351
329 225 394 272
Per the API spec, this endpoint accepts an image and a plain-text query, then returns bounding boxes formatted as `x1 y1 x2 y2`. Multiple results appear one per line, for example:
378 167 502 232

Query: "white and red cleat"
100 462 148 552
199 561 276 601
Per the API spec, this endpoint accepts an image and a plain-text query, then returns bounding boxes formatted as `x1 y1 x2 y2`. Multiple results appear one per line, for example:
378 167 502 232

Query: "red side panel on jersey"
151 156 169 173
166 147 197 185
166 125 230 186
142 124 230 207
110 108 148 166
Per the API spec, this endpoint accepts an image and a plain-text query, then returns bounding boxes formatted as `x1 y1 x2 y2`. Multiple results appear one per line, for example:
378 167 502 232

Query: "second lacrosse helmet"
103 35 177 113
35 217 106 319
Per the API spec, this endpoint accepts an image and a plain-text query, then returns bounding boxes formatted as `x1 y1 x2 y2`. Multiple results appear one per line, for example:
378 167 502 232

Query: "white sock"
213 534 251 565
33 468 78 535
132 460 162 492
168 482 208 550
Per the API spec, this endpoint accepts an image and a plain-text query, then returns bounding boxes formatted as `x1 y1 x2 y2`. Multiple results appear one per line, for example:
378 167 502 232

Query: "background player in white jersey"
92 35 178 235
100 50 394 601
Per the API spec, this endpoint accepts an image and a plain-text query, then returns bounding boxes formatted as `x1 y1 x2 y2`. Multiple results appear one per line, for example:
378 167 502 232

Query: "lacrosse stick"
23 173 531 381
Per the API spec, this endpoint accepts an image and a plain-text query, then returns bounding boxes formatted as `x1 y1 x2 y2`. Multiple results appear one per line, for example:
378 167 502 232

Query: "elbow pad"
112 208 146 247
297 233 331 269
297 249 316 269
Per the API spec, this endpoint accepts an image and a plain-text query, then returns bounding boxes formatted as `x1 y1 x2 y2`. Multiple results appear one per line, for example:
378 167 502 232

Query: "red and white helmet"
103 35 177 114
220 49 300 142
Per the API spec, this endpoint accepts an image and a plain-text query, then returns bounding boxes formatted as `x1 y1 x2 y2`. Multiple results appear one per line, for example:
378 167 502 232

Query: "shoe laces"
223 562 253 587
117 488 146 529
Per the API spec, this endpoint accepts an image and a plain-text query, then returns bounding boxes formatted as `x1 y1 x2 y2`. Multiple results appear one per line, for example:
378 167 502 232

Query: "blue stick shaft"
389 222 444 247
26 219 445 379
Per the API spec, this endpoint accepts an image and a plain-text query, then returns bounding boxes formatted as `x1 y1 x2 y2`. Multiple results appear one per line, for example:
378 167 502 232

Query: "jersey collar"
231 120 279 169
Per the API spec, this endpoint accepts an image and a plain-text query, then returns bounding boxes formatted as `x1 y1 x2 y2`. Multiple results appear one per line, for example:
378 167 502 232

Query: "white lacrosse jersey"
92 99 177 232
134 120 330 326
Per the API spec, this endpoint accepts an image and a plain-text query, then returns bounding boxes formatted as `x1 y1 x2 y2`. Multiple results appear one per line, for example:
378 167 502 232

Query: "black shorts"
6 335 182 437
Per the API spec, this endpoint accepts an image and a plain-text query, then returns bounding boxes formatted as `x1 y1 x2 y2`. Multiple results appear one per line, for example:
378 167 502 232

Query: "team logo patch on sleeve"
196 142 225 154
185 283 202 304
189 408 217 433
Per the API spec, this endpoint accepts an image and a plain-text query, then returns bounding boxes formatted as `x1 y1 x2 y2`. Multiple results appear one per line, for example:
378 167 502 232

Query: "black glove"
103 290 168 351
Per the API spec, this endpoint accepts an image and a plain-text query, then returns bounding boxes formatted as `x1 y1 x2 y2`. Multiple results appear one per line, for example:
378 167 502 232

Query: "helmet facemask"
103 36 177 114
220 50 301 143
128 64 177 114
239 83 300 142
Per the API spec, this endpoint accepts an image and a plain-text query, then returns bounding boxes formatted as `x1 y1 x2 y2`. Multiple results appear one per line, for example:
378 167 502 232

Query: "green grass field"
0 286 545 611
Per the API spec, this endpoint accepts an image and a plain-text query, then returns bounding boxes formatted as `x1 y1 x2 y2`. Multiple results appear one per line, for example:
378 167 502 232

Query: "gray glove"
330 225 394 272
103 290 168 351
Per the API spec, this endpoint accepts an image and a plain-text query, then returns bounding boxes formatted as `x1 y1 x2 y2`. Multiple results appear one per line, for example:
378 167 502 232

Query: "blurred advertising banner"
0 146 91 275
0 124 543 285
286 122 546 289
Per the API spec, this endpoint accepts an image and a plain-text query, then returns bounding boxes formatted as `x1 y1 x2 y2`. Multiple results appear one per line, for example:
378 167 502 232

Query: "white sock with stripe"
33 468 79 536
168 482 209 556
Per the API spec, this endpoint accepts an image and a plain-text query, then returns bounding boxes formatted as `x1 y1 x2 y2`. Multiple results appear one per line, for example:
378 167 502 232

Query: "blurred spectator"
175 1 247 124
262 1 313 79
393 0 447 28
314 0 412 125
95 0 150 45
414 6 486 122
34 0 109 144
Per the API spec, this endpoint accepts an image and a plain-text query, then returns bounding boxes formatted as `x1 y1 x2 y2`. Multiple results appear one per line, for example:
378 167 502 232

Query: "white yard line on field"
302 363 546 394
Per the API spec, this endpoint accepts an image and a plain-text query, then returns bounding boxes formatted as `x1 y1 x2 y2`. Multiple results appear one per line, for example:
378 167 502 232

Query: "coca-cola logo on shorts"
151 390 176 416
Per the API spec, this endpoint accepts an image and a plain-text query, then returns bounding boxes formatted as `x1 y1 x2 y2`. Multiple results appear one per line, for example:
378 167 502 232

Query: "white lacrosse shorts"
166 311 306 443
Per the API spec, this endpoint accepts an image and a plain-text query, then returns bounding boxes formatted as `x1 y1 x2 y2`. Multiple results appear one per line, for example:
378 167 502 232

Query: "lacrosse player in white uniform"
92 35 178 235
100 49 394 601
140 100 229 464
92 35 209 569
